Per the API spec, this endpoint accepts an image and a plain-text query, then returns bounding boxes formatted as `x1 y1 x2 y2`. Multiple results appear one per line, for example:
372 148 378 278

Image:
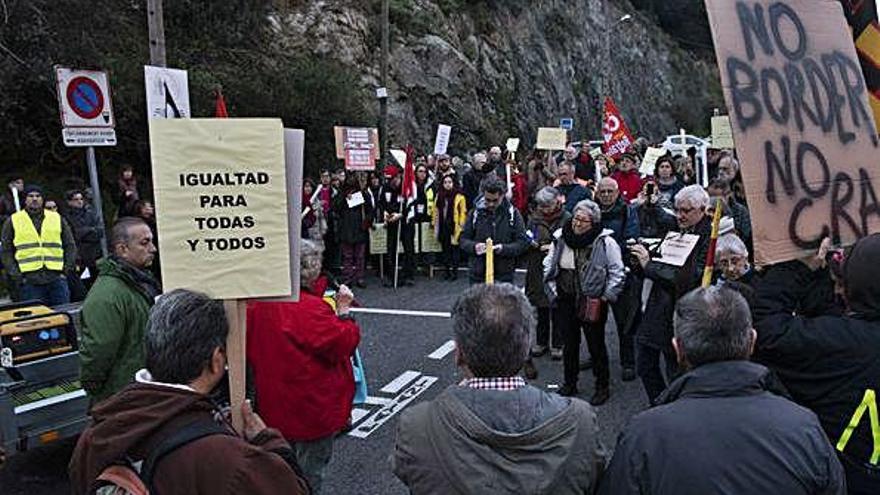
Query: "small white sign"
144 66 190 120
433 124 452 155
62 128 117 147
347 191 366 208
55 67 115 128
506 138 520 153
640 147 667 176
654 232 701 267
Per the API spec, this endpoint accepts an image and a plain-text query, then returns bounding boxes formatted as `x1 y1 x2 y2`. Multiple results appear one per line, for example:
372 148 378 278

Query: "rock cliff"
273 0 723 154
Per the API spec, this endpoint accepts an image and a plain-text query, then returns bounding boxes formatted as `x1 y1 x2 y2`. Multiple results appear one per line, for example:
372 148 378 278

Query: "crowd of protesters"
3 133 880 494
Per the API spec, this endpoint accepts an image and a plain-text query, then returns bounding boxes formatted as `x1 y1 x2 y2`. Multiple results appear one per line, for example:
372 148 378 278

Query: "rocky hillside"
274 0 723 154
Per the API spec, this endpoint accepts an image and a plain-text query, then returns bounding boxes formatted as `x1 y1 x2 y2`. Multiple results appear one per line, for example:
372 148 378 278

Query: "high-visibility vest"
12 209 64 273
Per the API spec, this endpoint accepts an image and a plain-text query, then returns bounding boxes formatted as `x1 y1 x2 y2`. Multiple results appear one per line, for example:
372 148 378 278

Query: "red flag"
214 88 229 118
401 144 417 199
602 97 635 159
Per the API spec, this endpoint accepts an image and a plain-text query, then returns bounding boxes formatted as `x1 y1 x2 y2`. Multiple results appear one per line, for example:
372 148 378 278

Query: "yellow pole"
485 237 495 285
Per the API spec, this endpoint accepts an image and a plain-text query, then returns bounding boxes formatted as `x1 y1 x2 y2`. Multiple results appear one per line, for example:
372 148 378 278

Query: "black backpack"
91 419 230 495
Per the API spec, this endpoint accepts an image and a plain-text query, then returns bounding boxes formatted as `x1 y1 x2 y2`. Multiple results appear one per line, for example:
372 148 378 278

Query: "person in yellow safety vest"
0 184 77 306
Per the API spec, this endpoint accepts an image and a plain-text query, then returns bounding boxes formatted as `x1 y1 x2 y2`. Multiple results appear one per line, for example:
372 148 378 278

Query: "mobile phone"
646 183 655 196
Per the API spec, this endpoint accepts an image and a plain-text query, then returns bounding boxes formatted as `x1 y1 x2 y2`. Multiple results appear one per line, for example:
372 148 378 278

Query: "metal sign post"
86 147 108 258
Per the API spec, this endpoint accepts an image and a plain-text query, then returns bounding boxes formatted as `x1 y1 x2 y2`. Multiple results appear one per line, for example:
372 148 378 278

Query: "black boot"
590 385 610 406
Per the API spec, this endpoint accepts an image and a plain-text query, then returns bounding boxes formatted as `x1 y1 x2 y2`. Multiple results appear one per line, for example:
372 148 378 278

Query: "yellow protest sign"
710 115 735 149
535 128 567 151
149 118 291 299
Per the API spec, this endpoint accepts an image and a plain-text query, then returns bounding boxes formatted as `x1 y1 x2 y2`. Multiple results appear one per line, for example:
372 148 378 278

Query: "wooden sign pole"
224 299 248 435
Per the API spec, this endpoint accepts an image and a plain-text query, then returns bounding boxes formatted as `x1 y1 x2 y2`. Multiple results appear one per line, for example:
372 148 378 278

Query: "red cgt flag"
214 88 228 118
401 144 417 199
602 97 635 159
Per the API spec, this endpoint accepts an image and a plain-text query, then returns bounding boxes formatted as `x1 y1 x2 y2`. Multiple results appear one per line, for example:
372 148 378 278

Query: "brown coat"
69 382 309 495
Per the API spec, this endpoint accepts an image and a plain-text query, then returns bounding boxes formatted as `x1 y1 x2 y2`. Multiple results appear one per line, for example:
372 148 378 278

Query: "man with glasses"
459 176 528 284
628 185 713 404
0 184 77 306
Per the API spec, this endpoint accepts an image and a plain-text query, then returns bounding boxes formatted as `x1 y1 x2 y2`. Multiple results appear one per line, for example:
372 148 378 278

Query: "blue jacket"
557 183 592 212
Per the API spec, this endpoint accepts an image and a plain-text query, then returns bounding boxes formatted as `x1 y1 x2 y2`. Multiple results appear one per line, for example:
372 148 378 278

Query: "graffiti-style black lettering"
765 136 796 203
736 1 774 61
769 3 807 61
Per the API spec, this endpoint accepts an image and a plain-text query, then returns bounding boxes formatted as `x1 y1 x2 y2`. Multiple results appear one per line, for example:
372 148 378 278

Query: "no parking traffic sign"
55 67 116 146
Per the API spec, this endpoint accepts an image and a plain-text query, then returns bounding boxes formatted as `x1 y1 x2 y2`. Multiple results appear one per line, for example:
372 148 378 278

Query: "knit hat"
24 184 43 196
383 165 400 179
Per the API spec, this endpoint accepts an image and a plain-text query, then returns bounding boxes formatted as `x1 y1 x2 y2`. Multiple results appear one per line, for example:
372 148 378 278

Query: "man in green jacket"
80 217 160 404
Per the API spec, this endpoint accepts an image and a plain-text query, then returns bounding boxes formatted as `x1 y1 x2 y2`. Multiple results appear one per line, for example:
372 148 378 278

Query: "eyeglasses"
675 206 697 214
572 216 591 224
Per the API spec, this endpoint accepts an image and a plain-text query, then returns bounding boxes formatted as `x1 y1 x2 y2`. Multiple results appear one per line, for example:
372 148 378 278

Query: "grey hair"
716 233 748 257
718 151 740 172
145 289 228 384
300 239 324 288
110 217 148 251
675 184 710 209
480 174 507 195
673 286 753 368
535 186 560 207
473 152 487 165
598 177 619 190
573 199 602 224
452 283 535 377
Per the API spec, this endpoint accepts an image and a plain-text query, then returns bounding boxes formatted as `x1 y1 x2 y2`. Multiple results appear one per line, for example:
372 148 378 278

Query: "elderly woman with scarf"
544 199 625 405
432 174 467 280
526 187 570 360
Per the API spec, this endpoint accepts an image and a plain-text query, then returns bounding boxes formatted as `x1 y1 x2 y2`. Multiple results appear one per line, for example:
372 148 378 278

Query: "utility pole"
379 0 389 167
147 0 167 67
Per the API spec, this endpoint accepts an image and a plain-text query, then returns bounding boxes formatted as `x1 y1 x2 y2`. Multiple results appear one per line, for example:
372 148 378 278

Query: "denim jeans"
20 275 70 307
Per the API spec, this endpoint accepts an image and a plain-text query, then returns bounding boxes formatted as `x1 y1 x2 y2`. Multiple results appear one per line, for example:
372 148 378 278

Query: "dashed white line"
363 395 393 406
427 340 456 360
380 370 421 394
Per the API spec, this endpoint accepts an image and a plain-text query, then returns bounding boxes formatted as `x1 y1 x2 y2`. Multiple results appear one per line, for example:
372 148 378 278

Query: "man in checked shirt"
391 283 607 494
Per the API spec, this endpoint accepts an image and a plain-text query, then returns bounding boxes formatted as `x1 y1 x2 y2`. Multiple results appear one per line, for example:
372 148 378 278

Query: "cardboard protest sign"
706 0 880 265
640 147 667 176
434 124 451 155
536 128 567 150
334 126 380 170
506 138 520 153
150 118 291 299
710 115 735 149
419 222 442 253
369 224 388 255
602 97 635 159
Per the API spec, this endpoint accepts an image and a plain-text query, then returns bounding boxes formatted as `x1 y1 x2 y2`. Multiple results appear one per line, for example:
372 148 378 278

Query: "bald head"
597 177 620 207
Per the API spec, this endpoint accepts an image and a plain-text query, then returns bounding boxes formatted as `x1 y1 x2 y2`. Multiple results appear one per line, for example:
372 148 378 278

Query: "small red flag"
214 88 228 118
602 97 635 159
401 144 417 199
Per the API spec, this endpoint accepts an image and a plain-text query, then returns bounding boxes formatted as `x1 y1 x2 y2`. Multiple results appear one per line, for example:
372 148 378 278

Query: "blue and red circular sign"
65 76 104 120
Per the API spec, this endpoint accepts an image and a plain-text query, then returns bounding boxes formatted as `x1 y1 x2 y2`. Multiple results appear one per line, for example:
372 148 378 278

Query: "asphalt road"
0 270 650 495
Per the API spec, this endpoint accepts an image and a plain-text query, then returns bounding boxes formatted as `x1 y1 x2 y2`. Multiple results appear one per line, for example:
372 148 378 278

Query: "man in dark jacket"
459 176 528 284
70 289 309 495
377 165 416 287
556 162 592 212
596 177 641 380
80 217 160 404
392 284 606 494
63 189 103 291
629 185 713 404
753 234 880 494
462 152 490 210
600 286 845 495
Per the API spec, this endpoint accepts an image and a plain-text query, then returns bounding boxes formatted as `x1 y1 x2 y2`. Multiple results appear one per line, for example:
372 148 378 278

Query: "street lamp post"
600 9 633 134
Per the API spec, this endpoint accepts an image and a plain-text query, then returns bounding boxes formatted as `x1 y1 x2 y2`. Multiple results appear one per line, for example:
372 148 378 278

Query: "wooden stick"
701 198 724 288
485 238 494 285
224 299 248 435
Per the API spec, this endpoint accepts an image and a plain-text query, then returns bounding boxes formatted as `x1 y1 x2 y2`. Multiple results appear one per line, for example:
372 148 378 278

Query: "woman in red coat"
247 239 360 494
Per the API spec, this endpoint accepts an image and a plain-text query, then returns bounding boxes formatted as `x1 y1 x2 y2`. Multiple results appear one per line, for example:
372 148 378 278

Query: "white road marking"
351 408 371 424
351 307 451 318
380 370 421 394
363 395 393 406
349 375 439 439
427 340 456 360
